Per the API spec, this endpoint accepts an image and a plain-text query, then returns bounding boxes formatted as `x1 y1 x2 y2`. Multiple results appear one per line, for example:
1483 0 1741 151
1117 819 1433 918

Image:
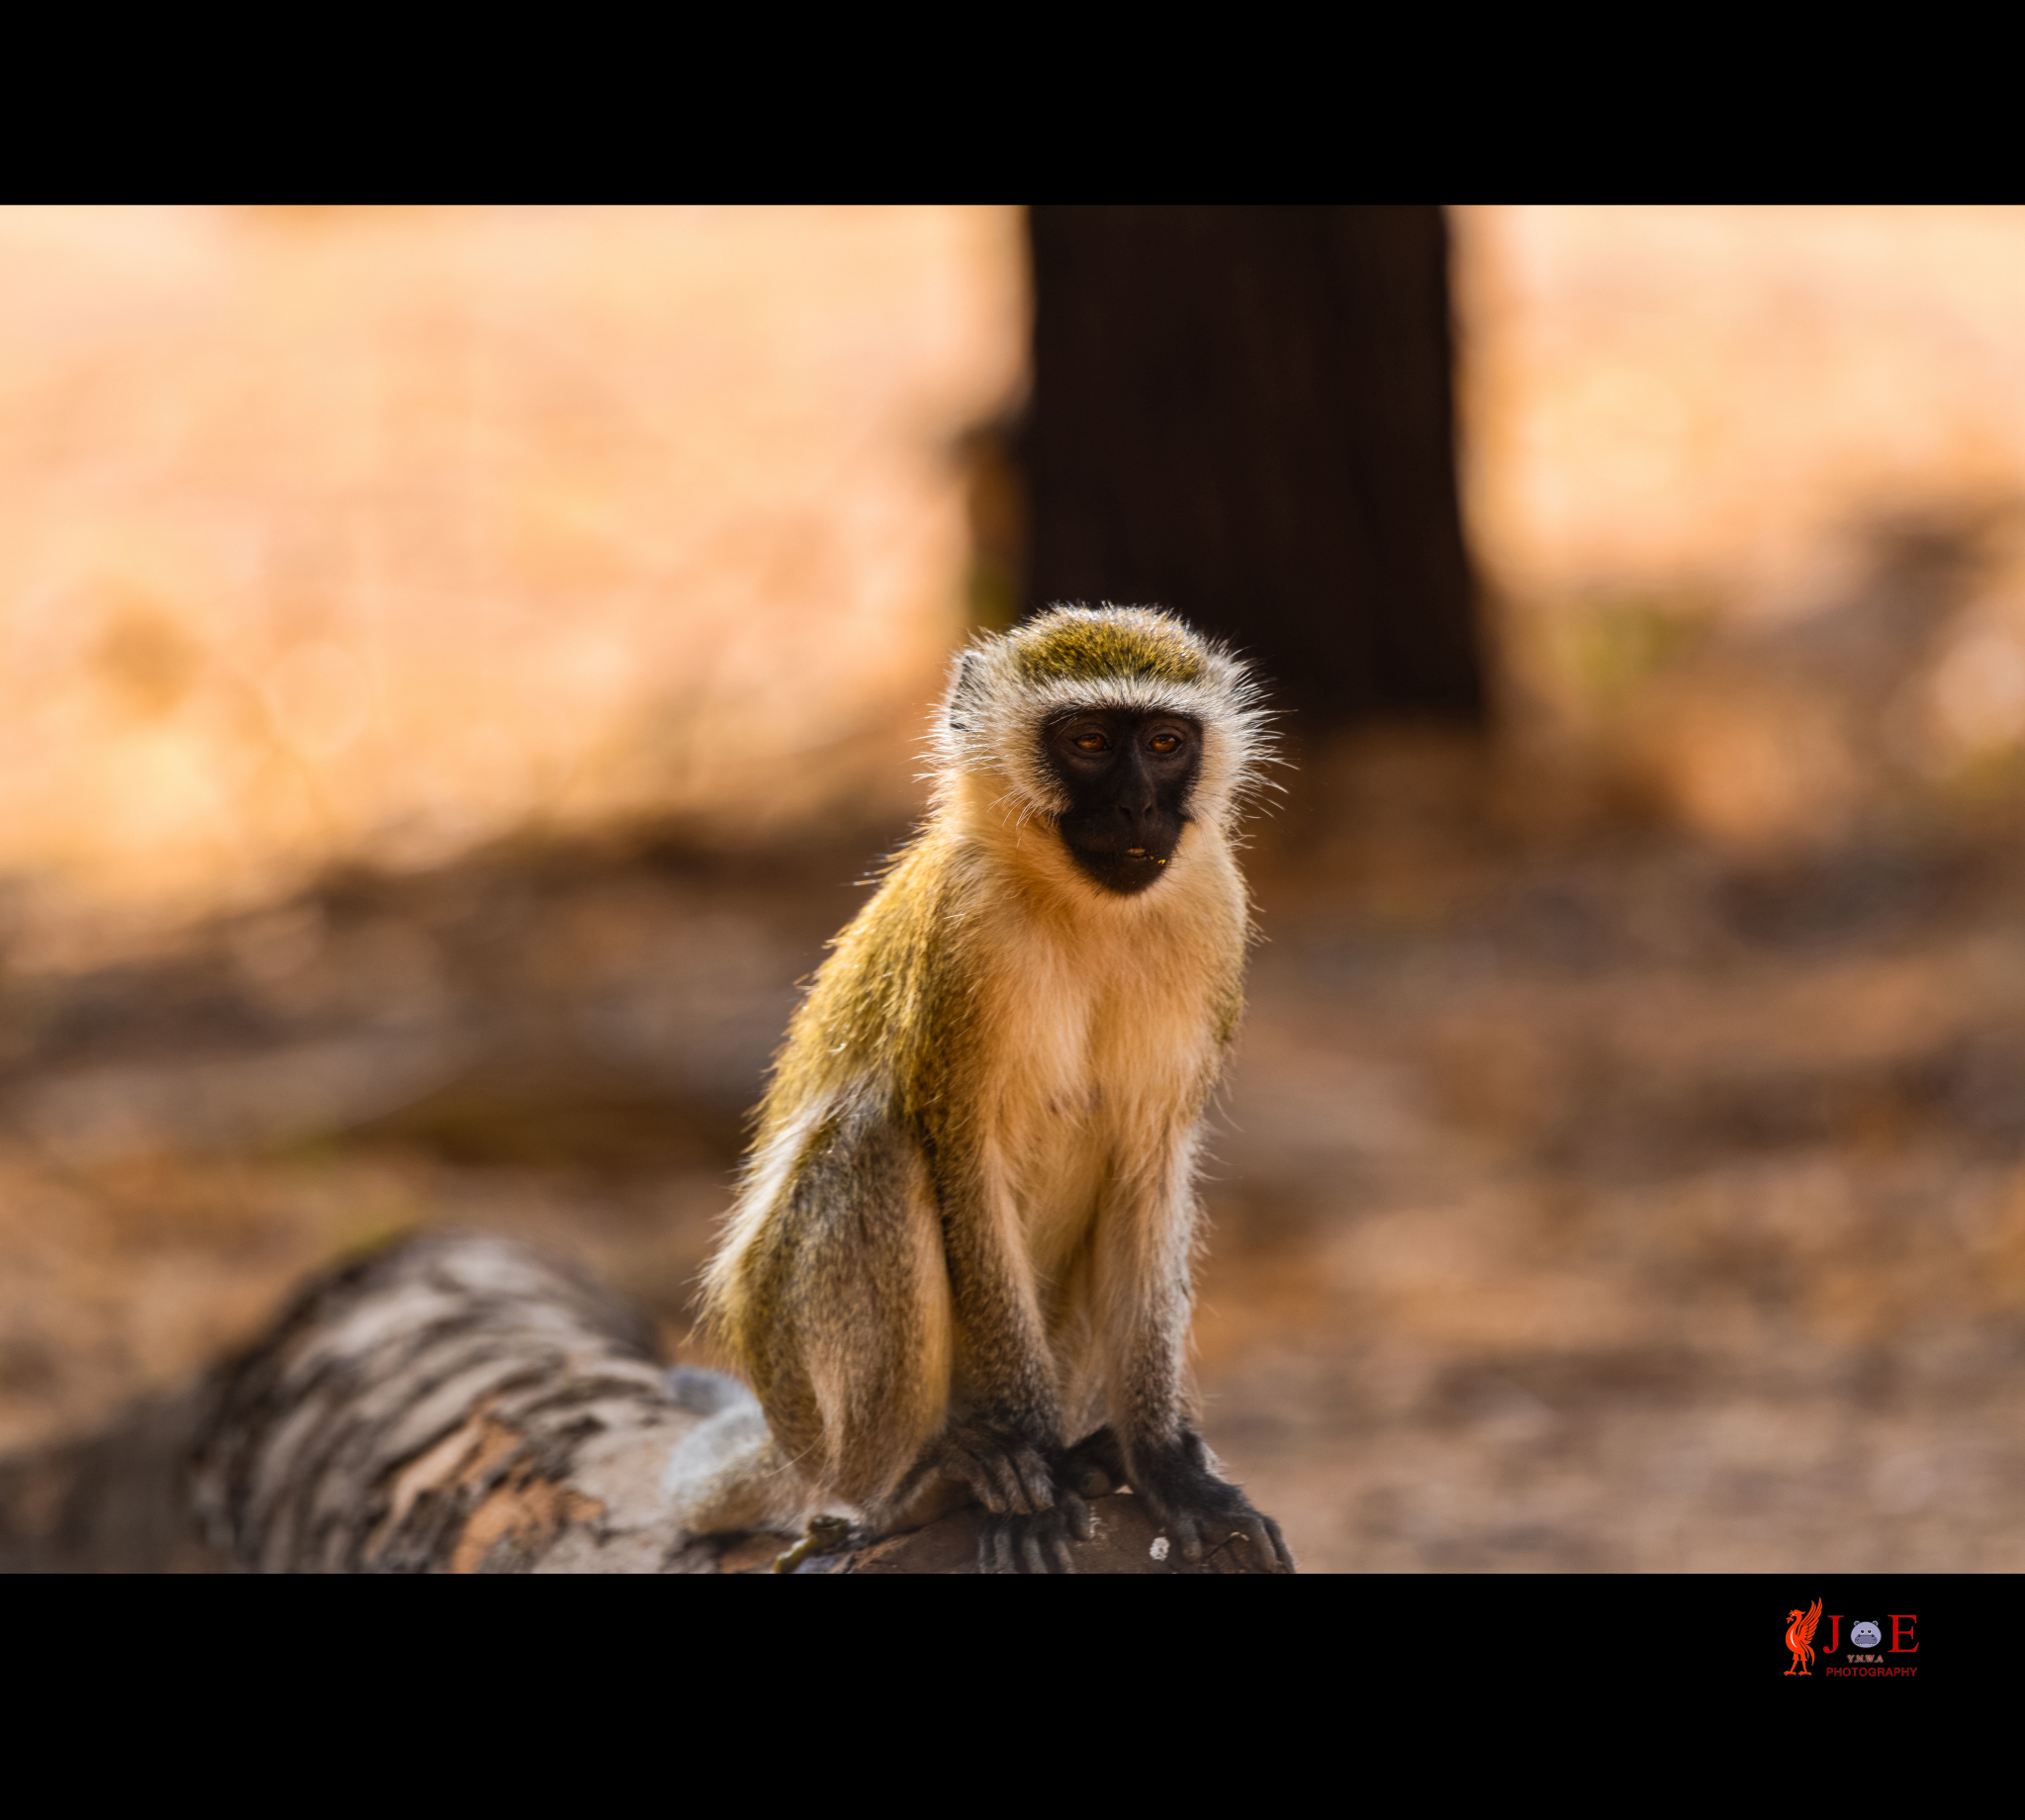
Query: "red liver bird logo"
1785 1598 1823 1675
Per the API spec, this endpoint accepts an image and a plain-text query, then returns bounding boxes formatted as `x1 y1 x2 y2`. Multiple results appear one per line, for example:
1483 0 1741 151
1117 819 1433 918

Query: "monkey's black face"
1042 707 1204 895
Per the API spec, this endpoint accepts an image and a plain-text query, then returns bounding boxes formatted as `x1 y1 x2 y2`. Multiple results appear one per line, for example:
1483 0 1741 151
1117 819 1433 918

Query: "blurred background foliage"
7 206 2025 1570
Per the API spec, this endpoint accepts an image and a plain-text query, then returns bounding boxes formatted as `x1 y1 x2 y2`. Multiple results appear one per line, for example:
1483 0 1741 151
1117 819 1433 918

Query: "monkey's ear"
948 651 981 731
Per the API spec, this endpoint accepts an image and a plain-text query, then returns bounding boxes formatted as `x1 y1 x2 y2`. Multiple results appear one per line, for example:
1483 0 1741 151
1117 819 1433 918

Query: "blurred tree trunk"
1023 205 1483 734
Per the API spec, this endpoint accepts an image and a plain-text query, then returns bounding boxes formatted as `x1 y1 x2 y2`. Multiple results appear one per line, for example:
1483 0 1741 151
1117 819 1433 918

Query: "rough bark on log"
190 1231 699 1573
185 1232 1279 1574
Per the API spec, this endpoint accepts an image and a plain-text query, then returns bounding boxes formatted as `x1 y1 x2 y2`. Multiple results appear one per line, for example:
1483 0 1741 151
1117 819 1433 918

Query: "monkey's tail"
660 1368 817 1537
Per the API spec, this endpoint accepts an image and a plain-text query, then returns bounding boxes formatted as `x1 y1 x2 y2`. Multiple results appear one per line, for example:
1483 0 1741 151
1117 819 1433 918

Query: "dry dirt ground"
4 775 2024 1572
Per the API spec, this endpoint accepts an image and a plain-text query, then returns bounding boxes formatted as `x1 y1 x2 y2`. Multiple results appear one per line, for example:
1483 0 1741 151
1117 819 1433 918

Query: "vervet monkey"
684 604 1294 1573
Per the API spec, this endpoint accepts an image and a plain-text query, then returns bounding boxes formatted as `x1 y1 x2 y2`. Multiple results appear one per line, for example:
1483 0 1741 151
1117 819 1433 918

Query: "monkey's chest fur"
962 882 1235 1352
988 971 1189 1249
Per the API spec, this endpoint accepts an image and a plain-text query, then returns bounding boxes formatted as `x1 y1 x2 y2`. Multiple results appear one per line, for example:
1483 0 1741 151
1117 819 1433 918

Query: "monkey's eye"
1148 731 1184 755
1072 731 1109 752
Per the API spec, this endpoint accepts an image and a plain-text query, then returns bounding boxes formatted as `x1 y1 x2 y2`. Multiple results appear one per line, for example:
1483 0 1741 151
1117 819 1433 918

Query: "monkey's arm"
1094 1140 1295 1574
904 1138 1095 1572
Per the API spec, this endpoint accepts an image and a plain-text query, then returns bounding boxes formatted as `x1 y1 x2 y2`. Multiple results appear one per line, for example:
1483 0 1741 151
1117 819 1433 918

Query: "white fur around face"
932 605 1276 841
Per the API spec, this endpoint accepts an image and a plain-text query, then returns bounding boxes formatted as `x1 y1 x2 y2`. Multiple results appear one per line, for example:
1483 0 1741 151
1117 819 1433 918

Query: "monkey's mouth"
1058 824 1183 895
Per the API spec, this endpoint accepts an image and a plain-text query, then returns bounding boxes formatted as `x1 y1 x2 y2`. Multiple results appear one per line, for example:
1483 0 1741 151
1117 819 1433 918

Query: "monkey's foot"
979 1497 1095 1574
1061 1425 1129 1498
1131 1430 1297 1573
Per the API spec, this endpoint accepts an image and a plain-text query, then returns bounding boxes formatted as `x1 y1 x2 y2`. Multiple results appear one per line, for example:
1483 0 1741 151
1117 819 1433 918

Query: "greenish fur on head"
937 605 1272 838
1009 612 1206 686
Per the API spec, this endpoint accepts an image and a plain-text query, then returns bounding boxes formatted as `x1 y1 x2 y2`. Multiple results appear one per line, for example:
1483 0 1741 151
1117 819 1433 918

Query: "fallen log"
0 1390 226 1573
187 1231 1279 1574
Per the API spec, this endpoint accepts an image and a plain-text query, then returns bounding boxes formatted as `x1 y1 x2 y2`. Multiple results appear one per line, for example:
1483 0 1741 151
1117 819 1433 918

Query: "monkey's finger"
1019 1453 1061 1514
953 1446 1008 1513
1232 1515 1282 1573
1019 1523 1053 1576
980 1515 1016 1575
987 1452 1036 1514
1172 1513 1206 1563
1048 1518 1078 1575
1260 1513 1297 1574
1007 1450 1057 1515
966 1446 1015 1511
1057 1488 1094 1542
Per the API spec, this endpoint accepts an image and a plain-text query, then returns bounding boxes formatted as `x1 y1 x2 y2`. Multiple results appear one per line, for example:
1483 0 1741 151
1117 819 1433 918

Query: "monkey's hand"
976 1428 1129 1573
912 1416 1063 1517
903 1419 1096 1572
1129 1426 1296 1574
915 1416 1085 1513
